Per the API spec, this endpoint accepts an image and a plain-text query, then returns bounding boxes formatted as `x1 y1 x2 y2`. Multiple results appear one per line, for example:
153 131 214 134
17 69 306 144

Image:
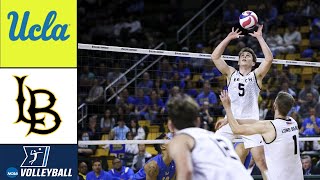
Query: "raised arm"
211 27 242 76
250 25 273 80
168 134 194 180
219 90 272 136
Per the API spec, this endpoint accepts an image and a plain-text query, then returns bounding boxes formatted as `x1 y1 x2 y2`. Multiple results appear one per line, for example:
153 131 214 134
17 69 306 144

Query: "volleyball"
239 10 258 30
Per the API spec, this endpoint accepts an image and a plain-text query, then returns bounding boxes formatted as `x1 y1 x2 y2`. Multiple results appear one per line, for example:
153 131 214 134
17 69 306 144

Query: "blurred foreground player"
133 134 175 180
167 93 253 180
220 90 303 180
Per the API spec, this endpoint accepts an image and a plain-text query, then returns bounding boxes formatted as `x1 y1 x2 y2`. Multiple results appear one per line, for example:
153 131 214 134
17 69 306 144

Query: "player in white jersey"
220 90 304 180
211 25 273 179
166 93 253 180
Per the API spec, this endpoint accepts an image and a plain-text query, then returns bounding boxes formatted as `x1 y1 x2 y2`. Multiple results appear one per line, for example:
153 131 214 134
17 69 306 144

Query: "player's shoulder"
227 68 237 78
144 160 159 177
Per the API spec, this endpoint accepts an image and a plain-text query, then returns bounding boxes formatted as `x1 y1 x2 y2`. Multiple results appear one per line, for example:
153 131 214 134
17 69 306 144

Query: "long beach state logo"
21 146 50 167
15 76 61 136
8 11 70 41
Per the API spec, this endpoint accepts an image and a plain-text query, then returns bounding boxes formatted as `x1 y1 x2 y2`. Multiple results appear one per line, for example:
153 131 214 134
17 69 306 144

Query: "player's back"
133 154 175 180
265 117 303 180
228 70 260 119
177 128 253 180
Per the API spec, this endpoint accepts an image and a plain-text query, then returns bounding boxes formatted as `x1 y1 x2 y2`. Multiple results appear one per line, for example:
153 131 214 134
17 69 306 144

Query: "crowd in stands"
78 0 320 178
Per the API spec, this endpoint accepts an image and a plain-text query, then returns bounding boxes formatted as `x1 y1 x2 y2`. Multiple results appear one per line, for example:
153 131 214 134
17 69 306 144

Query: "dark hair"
154 133 167 154
239 47 257 63
126 131 133 139
92 159 102 165
167 93 200 130
275 92 295 116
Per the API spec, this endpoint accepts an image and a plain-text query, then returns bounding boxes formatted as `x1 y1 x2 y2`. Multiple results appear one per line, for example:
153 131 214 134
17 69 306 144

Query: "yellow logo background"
0 0 77 67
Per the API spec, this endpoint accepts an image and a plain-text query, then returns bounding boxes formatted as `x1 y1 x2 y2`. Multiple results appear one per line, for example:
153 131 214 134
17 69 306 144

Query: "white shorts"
215 124 264 149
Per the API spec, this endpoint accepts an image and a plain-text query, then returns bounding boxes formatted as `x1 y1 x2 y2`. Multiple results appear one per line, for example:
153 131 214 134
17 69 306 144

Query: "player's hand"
227 27 244 40
215 118 228 130
249 24 263 38
219 90 231 108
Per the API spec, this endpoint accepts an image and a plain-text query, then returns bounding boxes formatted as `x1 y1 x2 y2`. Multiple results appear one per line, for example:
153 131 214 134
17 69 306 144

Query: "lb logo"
8 11 70 41
15 76 61 136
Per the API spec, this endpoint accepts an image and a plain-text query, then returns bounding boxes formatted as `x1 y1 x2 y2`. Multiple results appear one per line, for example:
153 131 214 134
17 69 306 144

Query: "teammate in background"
220 90 303 180
86 159 112 180
167 94 253 180
133 134 175 180
211 25 273 179
108 158 135 180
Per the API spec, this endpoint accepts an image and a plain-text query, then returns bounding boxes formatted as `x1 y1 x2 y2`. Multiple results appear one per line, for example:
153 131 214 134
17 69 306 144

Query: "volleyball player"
133 134 175 180
167 94 253 180
211 25 273 179
220 90 303 180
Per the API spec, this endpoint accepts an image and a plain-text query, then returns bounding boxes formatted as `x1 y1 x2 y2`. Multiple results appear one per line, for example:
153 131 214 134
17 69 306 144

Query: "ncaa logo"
21 146 50 167
6 167 18 178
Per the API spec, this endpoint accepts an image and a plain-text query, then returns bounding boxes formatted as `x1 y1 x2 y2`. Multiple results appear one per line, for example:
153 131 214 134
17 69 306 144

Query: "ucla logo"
8 11 70 41
15 76 61 136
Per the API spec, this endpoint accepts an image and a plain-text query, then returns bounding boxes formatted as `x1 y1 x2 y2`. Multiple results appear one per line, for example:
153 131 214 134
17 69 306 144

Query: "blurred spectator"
129 119 146 140
85 78 104 104
198 101 214 130
189 43 207 71
301 155 320 175
175 60 191 81
265 26 286 56
310 25 320 49
78 161 88 180
315 102 320 118
299 93 318 118
95 62 108 86
127 15 142 34
100 109 116 134
200 60 222 86
161 86 180 114
312 73 320 91
80 65 95 87
223 3 240 27
125 131 139 155
108 158 134 180
115 88 135 115
279 81 296 97
300 108 320 136
196 81 218 107
86 159 112 179
137 72 154 96
147 90 164 123
283 23 302 53
185 80 198 98
109 119 130 140
107 63 128 94
175 47 191 66
259 100 269 120
134 88 151 120
258 2 278 29
296 0 320 20
78 131 97 157
117 106 131 125
131 144 152 173
299 80 319 104
86 115 101 140
157 59 173 85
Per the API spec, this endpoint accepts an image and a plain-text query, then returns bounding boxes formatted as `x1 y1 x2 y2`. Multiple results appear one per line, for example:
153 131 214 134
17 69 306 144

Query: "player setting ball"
239 10 258 30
